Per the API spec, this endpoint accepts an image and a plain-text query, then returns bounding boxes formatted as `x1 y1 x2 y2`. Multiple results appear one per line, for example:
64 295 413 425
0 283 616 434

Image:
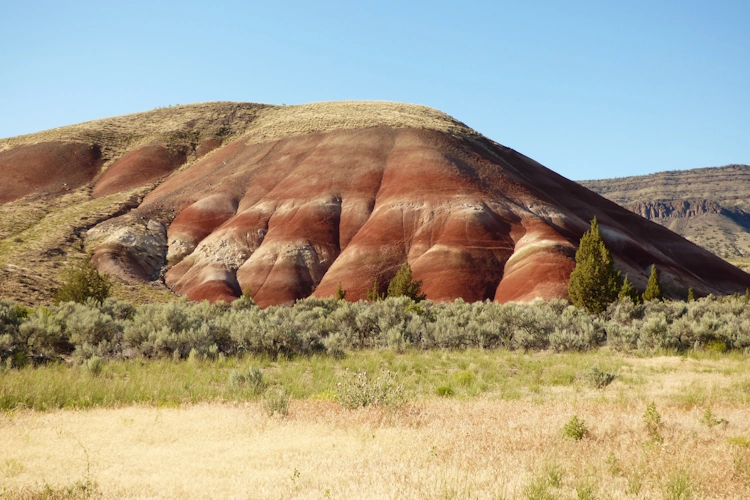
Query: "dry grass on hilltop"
0 100 478 153
0 102 266 158
240 101 479 141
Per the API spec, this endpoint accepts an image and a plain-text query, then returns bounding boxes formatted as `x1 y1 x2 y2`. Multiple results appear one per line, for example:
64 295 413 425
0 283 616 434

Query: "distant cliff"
627 199 724 219
581 165 750 264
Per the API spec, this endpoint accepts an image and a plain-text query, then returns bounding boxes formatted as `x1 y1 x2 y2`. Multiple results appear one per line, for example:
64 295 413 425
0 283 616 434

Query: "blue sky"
2 0 748 180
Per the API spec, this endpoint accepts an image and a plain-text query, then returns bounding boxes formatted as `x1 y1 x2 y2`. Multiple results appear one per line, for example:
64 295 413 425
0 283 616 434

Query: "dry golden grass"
240 101 478 142
0 101 477 147
2 360 750 499
0 102 266 158
0 100 476 154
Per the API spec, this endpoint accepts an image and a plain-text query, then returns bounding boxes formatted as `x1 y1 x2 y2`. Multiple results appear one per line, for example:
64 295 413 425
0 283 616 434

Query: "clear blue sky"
2 0 748 180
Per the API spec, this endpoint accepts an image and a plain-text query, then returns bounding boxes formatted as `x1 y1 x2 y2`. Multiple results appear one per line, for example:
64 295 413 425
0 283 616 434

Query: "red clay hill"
1 101 749 306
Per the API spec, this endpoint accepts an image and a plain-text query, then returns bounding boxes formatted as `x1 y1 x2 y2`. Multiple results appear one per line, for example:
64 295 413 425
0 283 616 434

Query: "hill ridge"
581 164 750 265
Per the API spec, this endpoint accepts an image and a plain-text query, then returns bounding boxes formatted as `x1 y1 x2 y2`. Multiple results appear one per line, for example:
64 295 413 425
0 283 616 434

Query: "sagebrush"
2 293 750 367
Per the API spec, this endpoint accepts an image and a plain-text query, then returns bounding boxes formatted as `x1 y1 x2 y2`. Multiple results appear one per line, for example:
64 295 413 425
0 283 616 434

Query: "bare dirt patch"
0 142 102 203
92 145 187 198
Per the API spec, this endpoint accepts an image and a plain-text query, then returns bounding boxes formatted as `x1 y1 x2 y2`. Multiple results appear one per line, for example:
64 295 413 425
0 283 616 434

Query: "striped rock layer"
2 101 749 306
110 127 750 306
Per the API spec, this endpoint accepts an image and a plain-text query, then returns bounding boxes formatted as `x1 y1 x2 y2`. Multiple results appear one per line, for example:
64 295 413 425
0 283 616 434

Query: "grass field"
2 349 750 498
2 350 750 411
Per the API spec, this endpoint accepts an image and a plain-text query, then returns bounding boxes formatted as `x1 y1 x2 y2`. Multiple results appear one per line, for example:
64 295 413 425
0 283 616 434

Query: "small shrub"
584 366 616 389
563 415 589 440
523 463 563 500
575 482 596 500
638 313 681 352
545 462 563 488
54 257 111 304
704 339 728 353
663 470 694 500
548 322 603 351
605 323 640 351
699 408 727 428
386 262 426 302
453 370 475 386
84 356 104 376
435 385 453 397
728 436 750 448
66 303 122 358
16 308 67 362
605 452 621 476
336 369 406 409
229 367 266 395
262 387 289 417
643 401 663 443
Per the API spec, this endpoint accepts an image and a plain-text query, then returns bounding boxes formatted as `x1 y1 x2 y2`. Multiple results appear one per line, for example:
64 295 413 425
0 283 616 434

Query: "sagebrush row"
1 294 750 367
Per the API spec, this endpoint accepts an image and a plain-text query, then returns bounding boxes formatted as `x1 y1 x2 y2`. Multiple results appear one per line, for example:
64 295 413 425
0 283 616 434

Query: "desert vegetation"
3 293 750 372
568 217 621 314
2 292 750 498
2 346 750 498
3 212 750 499
568 217 664 314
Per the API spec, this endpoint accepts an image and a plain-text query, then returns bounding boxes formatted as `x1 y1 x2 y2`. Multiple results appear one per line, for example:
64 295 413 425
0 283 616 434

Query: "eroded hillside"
2 102 749 306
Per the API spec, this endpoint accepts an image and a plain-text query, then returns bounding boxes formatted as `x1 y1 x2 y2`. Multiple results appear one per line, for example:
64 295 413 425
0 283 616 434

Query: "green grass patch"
2 349 748 411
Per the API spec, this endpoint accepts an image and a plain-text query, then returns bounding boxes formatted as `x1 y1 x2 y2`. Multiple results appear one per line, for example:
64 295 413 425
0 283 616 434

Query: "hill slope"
1 102 749 306
581 165 750 266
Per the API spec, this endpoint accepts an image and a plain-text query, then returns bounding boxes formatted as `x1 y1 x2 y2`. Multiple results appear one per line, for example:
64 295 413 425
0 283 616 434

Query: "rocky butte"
1 101 749 307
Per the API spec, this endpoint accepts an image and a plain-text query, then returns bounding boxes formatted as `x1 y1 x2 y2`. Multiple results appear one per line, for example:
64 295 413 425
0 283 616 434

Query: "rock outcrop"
2 101 750 306
628 200 724 219
581 165 750 262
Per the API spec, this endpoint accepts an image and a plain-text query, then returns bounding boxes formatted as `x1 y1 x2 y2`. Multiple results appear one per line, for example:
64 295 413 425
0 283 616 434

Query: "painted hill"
581 165 750 269
2 101 749 306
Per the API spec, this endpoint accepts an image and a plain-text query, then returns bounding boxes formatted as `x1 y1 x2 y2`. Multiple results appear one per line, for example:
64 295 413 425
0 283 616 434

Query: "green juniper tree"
387 262 426 302
618 274 641 304
642 265 663 302
568 217 621 314
53 256 111 304
336 282 347 300
366 277 384 302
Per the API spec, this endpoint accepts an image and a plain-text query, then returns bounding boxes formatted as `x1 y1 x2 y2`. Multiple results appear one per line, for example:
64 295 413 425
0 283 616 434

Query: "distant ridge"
581 164 750 268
